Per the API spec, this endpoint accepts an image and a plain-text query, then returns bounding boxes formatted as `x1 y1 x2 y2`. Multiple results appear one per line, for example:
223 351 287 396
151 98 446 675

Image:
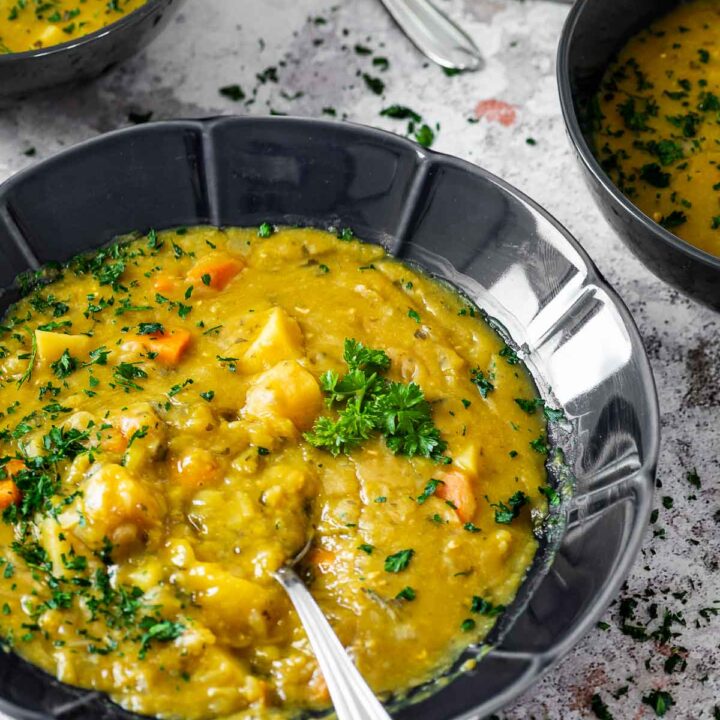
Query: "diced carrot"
101 428 128 455
0 480 21 510
308 667 330 704
436 470 477 523
187 252 245 290
136 328 192 365
153 273 179 294
307 547 336 570
4 459 26 478
172 449 221 490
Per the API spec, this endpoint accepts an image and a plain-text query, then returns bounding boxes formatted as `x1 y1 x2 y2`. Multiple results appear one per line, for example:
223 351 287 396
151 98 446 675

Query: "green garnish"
305 339 448 462
470 368 494 398
384 549 414 573
471 596 505 616
138 323 164 335
416 479 444 505
491 491 528 524
51 350 78 379
395 586 416 601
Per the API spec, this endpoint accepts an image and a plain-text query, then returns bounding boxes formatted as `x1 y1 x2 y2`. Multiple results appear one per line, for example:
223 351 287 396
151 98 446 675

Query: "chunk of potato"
452 442 483 479
35 330 91 364
239 307 304 374
177 561 286 647
243 361 322 431
38 24 63 47
72 463 162 553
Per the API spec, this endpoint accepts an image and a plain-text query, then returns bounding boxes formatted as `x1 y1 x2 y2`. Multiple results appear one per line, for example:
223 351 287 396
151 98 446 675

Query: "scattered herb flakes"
470 368 494 398
491 491 528 524
384 549 414 573
380 105 421 122
686 468 700 489
416 479 444 505
529 434 549 454
258 222 275 238
51 350 78 380
137 322 164 336
358 543 374 555
538 485 561 506
395 586 416 601
642 689 675 717
471 596 505 616
414 124 435 148
362 73 384 95
590 694 615 720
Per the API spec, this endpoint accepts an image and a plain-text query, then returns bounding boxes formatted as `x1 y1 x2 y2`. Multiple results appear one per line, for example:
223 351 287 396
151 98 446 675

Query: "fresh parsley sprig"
305 339 448 462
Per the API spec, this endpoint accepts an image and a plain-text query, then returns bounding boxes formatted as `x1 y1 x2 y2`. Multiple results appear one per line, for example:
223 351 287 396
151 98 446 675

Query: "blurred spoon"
274 538 392 720
379 0 483 72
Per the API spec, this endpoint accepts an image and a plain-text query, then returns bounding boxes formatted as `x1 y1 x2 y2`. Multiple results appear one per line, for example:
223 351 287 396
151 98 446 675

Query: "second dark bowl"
557 0 720 311
0 0 183 103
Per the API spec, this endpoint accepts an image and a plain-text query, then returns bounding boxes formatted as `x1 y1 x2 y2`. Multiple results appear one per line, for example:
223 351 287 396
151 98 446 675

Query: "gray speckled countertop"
0 1 718 718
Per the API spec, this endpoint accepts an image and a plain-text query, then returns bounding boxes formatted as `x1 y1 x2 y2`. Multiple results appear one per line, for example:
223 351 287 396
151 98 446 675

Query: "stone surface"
0 1 718 718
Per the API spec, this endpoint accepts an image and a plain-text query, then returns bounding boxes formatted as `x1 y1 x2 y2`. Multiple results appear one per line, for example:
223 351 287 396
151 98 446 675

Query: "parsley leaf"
491 491 528 524
305 339 447 462
384 549 414 573
51 349 78 379
416 478 444 505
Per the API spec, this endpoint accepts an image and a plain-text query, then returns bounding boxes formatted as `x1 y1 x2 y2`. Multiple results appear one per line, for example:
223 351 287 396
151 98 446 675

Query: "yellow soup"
592 0 720 257
0 0 148 53
0 226 552 719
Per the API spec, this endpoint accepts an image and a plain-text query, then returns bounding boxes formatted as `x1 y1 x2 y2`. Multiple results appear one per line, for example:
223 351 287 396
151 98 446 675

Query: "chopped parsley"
384 549 414 573
305 339 448 462
491 491 528 524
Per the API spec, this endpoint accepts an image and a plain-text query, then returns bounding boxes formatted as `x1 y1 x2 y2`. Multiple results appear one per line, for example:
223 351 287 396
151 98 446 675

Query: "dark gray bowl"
0 0 183 102
557 0 720 311
0 117 659 719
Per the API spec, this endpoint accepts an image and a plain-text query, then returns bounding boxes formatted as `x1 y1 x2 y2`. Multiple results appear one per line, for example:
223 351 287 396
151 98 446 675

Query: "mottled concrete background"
0 1 718 718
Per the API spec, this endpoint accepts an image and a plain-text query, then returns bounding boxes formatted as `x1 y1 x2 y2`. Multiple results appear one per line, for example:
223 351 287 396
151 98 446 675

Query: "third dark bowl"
0 0 183 103
557 0 720 311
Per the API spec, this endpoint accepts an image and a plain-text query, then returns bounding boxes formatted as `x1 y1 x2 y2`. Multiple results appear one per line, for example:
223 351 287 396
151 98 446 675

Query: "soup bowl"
557 0 720 311
0 117 658 719
0 0 183 103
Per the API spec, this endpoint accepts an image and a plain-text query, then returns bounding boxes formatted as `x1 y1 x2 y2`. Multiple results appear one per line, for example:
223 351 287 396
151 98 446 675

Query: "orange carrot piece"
4 459 26 478
136 328 191 365
172 449 221 490
0 480 21 510
187 252 244 290
308 668 330 704
436 470 477 523
307 548 336 569
101 428 128 455
153 273 179 294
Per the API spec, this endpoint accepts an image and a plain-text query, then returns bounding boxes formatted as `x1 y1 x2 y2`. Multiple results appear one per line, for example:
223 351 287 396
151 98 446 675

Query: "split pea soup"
0 0 148 53
0 226 557 718
592 0 720 257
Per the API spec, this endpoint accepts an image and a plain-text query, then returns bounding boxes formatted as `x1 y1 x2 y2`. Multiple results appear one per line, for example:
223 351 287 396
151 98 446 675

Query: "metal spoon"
379 0 483 72
274 540 392 720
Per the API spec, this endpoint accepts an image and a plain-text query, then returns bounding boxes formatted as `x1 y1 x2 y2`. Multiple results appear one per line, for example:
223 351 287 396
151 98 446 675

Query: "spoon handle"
378 0 482 71
275 566 392 720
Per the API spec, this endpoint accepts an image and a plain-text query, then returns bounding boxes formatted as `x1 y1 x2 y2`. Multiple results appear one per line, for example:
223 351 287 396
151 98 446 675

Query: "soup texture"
0 226 553 718
592 0 720 257
0 0 147 53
